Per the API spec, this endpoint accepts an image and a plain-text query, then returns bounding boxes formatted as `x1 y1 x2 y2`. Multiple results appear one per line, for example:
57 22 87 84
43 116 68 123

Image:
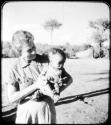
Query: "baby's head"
48 48 66 70
12 30 36 60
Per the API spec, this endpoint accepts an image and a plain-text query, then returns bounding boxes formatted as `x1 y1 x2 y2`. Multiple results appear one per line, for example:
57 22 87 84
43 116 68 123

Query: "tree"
43 19 62 43
89 18 110 32
89 18 110 58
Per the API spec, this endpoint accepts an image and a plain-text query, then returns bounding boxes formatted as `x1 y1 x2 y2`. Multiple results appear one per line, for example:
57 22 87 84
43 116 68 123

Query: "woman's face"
21 43 36 61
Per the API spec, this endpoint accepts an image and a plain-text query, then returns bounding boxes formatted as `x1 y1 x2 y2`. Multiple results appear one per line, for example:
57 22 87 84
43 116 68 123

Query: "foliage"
89 18 110 58
43 19 62 31
89 18 110 31
43 19 62 43
2 40 91 59
2 41 20 58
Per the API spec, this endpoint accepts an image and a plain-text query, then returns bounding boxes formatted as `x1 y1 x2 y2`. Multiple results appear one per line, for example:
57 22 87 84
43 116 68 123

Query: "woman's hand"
34 76 48 89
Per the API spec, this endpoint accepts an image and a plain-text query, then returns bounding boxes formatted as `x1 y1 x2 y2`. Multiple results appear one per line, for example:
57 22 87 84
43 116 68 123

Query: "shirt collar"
19 54 38 68
19 57 31 68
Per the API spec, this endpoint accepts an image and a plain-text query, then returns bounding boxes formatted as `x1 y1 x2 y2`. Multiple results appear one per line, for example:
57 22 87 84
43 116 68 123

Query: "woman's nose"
32 50 36 54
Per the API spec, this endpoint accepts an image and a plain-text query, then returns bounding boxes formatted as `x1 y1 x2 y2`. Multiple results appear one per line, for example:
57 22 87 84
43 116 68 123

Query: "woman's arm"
7 61 49 103
7 82 39 103
7 76 46 103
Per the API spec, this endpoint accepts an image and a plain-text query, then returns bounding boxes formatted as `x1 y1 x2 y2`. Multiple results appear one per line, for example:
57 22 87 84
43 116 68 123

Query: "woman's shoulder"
9 58 20 72
3 58 20 84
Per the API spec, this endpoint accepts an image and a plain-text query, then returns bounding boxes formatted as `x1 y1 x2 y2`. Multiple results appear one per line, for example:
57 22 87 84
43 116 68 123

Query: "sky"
2 1 109 45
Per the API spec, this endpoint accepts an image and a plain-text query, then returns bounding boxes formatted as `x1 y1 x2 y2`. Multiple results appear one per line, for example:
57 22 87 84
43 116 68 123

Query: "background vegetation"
2 18 110 59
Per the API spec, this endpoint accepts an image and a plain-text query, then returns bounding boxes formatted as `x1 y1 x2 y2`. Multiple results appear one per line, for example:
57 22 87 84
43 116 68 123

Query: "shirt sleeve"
62 68 72 83
60 68 73 93
6 65 18 86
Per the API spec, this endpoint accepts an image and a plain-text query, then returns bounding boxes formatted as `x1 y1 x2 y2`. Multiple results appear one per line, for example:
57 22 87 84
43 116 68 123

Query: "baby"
35 48 68 103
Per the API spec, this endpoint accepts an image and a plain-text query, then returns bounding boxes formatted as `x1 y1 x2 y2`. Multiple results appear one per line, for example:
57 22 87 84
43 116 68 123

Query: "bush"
2 41 96 59
2 41 20 58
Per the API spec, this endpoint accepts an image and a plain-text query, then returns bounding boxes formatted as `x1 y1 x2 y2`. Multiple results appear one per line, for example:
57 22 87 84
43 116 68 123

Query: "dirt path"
55 59 109 124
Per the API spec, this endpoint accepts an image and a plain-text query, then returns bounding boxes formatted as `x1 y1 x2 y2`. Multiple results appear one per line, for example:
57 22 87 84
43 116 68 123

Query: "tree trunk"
99 41 102 58
50 30 53 43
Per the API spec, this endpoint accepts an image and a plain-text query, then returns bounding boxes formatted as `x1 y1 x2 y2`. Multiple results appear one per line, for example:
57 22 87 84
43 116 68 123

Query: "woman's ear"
48 53 52 62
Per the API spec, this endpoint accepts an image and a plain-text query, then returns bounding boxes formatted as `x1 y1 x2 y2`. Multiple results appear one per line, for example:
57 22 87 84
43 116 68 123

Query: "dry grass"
1 58 109 124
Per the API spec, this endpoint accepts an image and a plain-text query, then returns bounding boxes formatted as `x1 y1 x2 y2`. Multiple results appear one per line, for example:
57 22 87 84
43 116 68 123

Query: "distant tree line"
1 41 91 58
2 41 109 59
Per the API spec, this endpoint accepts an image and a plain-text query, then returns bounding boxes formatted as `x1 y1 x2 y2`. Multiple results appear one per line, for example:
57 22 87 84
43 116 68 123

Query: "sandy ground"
1 58 109 124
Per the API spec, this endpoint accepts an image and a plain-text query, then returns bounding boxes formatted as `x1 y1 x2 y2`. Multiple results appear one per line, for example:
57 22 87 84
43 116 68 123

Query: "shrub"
2 41 99 59
2 41 20 58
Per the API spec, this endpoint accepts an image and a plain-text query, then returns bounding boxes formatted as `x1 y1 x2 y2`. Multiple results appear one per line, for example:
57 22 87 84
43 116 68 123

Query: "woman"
7 30 56 124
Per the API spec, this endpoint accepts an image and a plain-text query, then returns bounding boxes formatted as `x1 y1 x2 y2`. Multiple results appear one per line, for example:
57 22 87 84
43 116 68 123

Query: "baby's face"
50 54 64 70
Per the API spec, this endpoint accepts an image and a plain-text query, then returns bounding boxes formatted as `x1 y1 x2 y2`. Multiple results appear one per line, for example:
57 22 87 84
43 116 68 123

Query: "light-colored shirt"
7 54 48 99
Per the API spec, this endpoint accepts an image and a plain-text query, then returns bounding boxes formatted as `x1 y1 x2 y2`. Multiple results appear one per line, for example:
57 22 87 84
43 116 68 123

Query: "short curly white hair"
12 30 34 53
